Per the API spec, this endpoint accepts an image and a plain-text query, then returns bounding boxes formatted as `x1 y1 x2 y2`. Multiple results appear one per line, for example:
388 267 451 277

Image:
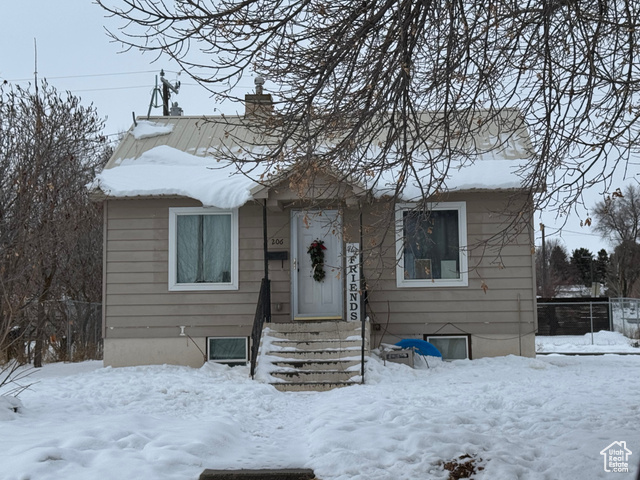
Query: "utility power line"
73 85 152 93
2 69 168 82
557 229 601 237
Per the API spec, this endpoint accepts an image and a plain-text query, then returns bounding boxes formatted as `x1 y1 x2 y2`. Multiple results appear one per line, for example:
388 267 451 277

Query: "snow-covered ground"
1 353 639 480
536 331 640 354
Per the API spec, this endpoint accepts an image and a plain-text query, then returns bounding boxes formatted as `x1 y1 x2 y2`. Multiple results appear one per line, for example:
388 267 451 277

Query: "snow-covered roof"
94 145 257 209
90 114 533 208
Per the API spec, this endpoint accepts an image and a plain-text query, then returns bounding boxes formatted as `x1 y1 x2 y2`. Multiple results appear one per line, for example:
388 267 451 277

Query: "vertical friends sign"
346 243 361 322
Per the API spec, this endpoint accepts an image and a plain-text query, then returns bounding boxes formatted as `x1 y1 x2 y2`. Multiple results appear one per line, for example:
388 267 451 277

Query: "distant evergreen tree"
595 249 609 284
570 248 594 287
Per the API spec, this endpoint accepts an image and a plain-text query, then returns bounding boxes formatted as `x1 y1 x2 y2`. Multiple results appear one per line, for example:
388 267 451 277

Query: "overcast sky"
0 1 254 136
2 0 635 255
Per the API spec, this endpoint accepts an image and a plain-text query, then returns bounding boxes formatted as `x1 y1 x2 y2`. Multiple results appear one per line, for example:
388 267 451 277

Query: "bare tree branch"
96 0 640 246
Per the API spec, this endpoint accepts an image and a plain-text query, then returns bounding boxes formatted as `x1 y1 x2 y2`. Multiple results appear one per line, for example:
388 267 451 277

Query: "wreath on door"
307 239 327 282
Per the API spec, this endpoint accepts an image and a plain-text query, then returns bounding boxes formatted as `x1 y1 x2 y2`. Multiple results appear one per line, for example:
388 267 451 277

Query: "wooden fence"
537 298 611 336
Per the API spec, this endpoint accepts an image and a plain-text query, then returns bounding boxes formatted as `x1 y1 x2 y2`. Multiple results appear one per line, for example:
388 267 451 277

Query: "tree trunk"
33 301 45 368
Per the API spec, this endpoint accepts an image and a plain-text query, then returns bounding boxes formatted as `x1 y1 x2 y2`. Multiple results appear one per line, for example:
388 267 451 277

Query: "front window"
168 207 238 291
396 202 468 287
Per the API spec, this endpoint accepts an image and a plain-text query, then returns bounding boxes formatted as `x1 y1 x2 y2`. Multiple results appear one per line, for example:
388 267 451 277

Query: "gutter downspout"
517 293 522 356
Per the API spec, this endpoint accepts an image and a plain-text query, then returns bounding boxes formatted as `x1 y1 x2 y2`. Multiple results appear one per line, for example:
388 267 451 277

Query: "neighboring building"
554 284 604 298
90 95 538 369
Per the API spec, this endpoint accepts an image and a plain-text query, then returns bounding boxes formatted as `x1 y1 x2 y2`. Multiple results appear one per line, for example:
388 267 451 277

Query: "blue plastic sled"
395 339 442 357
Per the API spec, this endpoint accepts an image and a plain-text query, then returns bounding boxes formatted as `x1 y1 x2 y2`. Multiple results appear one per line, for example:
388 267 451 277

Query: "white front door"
292 210 343 319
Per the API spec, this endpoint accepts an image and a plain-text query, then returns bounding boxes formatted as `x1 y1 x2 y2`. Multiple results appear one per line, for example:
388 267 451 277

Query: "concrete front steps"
259 320 369 392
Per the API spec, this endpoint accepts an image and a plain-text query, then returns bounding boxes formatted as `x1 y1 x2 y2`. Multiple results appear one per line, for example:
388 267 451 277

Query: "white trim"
168 206 239 291
291 210 300 318
206 336 249 364
395 202 468 287
426 335 470 360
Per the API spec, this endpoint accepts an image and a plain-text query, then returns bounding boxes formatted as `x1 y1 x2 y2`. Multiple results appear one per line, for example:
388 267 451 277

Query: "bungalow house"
90 89 538 386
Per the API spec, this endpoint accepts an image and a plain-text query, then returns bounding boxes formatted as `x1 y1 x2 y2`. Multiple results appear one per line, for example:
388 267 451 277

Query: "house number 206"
271 238 284 246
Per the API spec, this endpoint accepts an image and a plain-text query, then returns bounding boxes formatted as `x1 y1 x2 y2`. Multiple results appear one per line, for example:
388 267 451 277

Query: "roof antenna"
147 70 181 118
34 38 38 95
147 73 162 119
160 69 180 116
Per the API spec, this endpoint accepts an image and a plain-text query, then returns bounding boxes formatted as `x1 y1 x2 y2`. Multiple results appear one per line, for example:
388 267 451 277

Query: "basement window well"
207 337 248 365
425 335 471 360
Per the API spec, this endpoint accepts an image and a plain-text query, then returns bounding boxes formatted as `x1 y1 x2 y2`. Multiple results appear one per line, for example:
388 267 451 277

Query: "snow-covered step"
270 339 363 351
272 350 362 361
270 370 358 383
268 329 362 342
255 320 370 392
269 321 363 334
273 382 357 392
271 360 361 371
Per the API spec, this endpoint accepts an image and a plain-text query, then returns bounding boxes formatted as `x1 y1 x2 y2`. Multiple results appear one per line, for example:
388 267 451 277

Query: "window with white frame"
168 207 238 291
425 335 470 360
207 337 248 365
395 202 468 287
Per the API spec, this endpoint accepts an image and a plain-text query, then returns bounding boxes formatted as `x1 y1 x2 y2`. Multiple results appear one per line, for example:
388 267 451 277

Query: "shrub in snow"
1 360 35 398
0 395 23 420
440 453 484 479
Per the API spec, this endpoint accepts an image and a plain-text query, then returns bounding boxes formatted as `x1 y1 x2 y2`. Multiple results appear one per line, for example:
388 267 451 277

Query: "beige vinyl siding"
104 197 273 340
103 190 536 353
362 191 537 344
262 209 293 323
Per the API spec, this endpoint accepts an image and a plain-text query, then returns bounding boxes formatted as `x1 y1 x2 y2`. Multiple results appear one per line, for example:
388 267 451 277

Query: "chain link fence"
609 298 640 340
5 300 102 363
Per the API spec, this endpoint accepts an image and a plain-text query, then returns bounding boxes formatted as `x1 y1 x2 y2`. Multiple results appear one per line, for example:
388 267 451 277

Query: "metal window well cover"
381 348 415 367
395 339 442 357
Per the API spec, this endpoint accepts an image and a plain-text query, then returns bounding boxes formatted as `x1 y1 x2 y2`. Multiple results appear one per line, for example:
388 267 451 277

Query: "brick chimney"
244 76 273 117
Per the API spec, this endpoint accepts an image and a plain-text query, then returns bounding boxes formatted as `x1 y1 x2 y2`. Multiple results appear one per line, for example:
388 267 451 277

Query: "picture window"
396 202 468 287
168 207 238 291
